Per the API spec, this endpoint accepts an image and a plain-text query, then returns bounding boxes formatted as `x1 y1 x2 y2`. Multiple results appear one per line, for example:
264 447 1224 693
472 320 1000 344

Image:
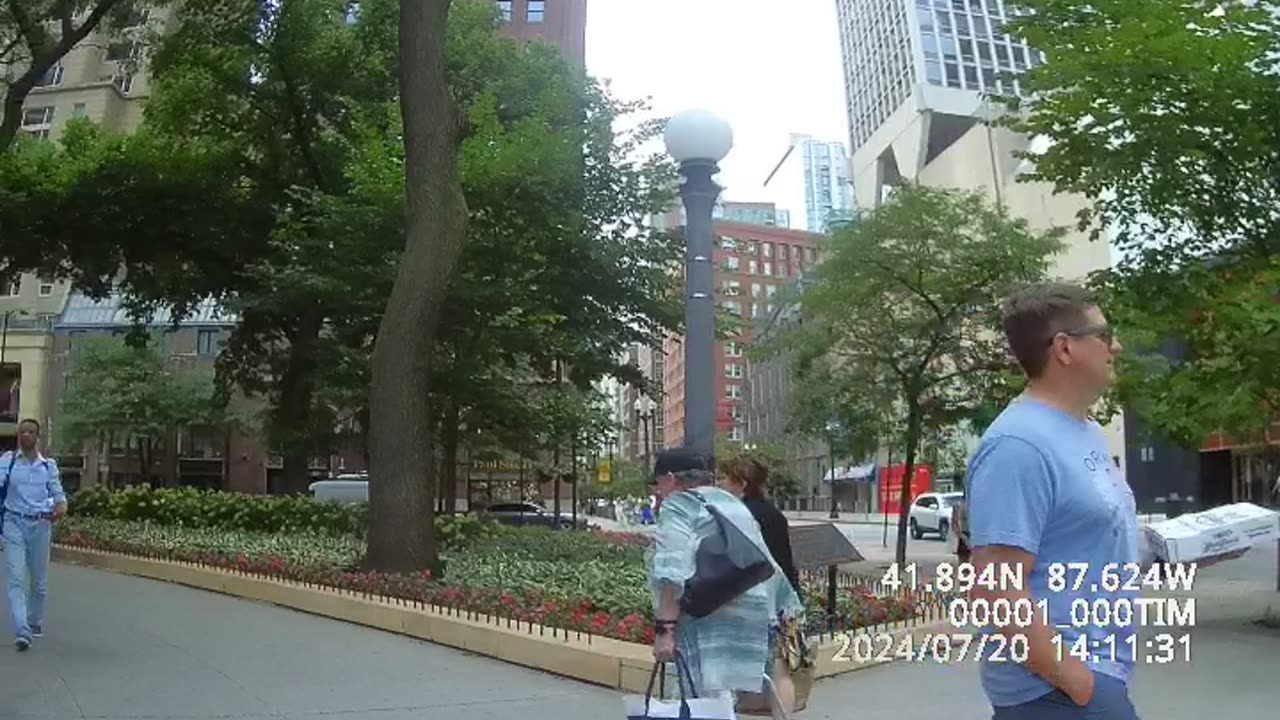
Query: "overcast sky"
584 0 848 219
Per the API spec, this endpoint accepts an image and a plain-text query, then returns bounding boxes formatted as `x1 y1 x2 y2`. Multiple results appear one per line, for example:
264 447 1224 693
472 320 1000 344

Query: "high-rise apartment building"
765 134 856 233
662 222 821 450
835 0 1124 464
838 0 1042 157
494 0 588 67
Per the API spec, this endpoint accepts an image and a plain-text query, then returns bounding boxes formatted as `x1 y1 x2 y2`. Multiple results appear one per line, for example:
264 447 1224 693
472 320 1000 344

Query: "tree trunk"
137 439 150 487
366 0 468 573
895 399 924 566
441 402 461 515
278 311 323 494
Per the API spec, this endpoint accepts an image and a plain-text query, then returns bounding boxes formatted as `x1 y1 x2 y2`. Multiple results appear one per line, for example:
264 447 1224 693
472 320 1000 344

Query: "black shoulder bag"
680 490 776 619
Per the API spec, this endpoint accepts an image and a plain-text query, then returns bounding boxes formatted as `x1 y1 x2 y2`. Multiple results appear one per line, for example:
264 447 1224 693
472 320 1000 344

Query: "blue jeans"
992 673 1140 720
3 514 52 640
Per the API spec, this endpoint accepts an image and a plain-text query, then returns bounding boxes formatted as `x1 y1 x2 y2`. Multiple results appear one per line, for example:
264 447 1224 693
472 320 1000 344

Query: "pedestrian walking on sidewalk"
648 448 802 718
2 419 67 652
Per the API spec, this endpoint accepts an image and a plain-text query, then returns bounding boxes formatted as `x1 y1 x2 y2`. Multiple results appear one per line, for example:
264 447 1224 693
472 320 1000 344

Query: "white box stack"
1144 502 1280 564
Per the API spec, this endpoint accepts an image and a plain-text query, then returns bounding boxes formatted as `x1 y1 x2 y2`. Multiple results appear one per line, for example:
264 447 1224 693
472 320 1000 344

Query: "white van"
309 474 369 504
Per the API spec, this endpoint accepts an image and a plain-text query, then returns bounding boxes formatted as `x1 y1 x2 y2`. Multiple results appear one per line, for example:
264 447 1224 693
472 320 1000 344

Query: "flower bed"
59 488 922 643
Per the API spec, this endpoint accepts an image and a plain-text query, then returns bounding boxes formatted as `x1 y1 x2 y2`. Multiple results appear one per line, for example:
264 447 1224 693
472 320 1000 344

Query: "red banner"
878 463 932 516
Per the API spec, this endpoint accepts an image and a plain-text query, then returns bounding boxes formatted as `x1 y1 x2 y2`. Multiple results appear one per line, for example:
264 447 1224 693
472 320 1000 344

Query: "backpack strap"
0 452 15 523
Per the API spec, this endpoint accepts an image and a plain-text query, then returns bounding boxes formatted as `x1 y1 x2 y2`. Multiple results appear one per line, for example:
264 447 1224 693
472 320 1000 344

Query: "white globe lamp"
663 109 734 164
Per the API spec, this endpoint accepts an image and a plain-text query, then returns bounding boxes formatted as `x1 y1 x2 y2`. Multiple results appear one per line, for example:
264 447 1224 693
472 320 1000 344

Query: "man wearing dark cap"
647 447 801 717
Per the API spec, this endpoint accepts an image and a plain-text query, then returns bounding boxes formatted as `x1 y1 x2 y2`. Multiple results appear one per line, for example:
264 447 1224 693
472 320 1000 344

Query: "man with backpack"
2 418 67 651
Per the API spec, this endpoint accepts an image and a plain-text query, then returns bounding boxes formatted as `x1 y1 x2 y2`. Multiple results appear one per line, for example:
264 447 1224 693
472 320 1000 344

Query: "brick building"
494 0 588 67
661 221 822 448
42 292 270 493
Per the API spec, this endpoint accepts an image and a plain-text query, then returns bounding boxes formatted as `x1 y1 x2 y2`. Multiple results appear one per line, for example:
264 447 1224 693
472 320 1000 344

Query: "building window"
38 279 54 297
21 107 54 140
72 103 87 118
35 63 64 88
196 329 221 357
763 262 773 276
721 280 741 297
748 260 758 275
721 300 741 315
725 384 741 399
723 256 740 271
106 42 138 62
725 341 743 357
496 0 512 21
763 243 773 258
114 73 135 95
725 364 743 379
527 0 545 23
729 426 743 442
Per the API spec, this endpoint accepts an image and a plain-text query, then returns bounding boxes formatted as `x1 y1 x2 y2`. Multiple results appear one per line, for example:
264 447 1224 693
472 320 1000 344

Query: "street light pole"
828 436 839 519
664 110 733 456
826 420 840 519
634 395 655 474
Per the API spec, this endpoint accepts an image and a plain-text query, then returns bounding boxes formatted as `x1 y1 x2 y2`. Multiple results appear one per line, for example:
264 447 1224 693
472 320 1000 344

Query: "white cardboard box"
1144 502 1280 564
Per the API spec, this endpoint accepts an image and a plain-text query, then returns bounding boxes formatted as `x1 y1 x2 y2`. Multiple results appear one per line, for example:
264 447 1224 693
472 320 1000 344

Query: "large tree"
1000 0 1280 447
778 185 1064 564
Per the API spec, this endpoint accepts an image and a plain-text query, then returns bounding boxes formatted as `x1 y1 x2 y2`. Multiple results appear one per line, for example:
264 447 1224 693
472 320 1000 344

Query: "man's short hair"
17 418 40 432
1001 283 1097 378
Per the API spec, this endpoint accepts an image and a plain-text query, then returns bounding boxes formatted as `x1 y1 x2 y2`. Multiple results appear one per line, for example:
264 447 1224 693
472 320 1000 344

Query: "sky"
584 0 849 224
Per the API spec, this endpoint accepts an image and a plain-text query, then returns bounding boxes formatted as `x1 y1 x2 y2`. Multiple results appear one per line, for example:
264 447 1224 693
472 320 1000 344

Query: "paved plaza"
0 547 1275 719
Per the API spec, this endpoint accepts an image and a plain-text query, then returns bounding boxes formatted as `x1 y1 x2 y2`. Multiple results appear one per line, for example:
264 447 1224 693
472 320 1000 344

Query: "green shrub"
70 485 367 537
69 486 502 548
434 512 505 550
464 525 647 564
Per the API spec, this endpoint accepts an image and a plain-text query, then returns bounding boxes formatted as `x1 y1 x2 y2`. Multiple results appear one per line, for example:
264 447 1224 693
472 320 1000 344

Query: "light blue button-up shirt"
1 451 66 517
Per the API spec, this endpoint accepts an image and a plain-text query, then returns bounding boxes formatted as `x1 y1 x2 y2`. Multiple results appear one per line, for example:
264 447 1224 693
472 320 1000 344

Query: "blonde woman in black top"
720 456 805 718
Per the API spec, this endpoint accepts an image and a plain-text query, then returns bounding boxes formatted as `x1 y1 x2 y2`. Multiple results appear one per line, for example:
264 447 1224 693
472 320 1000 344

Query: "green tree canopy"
771 184 1064 563
1003 0 1280 448
60 334 225 483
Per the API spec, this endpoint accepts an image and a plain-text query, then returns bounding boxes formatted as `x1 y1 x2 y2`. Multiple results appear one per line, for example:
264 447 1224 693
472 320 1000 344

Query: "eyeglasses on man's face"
1047 323 1114 347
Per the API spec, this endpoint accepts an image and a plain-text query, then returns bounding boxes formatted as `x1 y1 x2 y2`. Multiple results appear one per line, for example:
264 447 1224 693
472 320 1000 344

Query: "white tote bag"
622 656 736 720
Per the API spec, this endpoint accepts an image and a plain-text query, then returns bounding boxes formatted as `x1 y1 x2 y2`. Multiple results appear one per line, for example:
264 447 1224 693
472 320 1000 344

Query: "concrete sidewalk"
3 557 1274 719
784 510 1171 525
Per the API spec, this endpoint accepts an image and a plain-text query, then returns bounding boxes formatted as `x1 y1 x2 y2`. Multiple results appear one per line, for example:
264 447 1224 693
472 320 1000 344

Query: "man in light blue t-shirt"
968 283 1139 718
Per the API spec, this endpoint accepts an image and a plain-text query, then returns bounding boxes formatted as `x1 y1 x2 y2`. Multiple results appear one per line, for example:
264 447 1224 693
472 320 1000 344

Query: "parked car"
309 477 369 504
908 491 965 541
481 502 577 529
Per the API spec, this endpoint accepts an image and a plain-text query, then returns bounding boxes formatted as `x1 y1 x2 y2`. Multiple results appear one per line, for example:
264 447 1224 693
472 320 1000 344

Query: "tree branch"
56 0 76 44
866 256 947 323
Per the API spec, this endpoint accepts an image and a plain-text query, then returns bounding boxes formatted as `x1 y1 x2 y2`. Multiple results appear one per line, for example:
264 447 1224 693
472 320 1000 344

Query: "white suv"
909 492 964 541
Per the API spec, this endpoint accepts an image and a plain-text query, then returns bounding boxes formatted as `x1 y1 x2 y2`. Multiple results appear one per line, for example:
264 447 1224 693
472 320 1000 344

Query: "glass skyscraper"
837 0 1044 152
797 136 856 232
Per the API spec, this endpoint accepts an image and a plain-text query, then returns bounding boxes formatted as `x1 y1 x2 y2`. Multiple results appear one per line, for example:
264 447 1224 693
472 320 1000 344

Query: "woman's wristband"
654 619 678 635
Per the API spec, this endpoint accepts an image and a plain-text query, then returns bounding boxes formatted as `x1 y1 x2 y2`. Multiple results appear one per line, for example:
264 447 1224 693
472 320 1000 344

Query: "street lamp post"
634 396 656 474
664 109 733 456
825 420 841 519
